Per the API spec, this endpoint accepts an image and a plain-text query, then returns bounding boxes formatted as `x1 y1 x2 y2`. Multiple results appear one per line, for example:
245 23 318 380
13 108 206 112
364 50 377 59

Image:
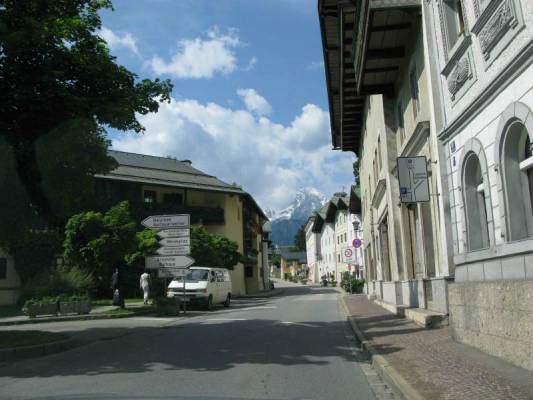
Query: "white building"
424 0 533 370
305 189 363 284
304 215 320 283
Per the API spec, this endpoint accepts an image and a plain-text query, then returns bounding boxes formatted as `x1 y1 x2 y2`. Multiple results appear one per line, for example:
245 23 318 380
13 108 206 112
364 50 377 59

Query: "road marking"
278 321 319 328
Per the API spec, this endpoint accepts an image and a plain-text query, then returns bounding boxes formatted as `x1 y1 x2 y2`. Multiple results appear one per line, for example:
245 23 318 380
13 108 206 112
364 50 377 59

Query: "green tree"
190 226 240 270
62 201 139 292
293 224 306 251
0 0 172 223
353 158 360 185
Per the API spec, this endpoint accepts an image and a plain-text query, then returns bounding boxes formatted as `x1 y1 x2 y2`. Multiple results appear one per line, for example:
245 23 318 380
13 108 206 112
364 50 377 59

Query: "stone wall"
449 280 533 371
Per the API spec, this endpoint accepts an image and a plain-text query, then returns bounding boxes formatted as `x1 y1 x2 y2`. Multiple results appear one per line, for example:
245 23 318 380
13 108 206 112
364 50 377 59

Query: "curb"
237 288 285 299
0 337 80 363
339 295 425 400
0 309 155 327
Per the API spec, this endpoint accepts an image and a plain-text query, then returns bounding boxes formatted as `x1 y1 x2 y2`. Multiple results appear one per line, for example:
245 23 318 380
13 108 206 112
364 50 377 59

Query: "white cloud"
150 27 243 79
112 92 355 211
306 60 324 71
99 27 139 56
237 88 272 116
243 56 258 71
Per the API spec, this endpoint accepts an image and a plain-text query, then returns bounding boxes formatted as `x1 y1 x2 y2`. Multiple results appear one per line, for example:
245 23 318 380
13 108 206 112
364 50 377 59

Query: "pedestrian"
110 267 125 308
140 271 151 304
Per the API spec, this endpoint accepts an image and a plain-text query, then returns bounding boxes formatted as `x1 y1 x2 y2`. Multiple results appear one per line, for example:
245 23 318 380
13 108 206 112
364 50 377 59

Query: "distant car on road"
167 267 232 310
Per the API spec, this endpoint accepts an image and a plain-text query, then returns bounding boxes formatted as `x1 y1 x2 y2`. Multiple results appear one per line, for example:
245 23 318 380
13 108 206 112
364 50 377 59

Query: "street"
0 283 384 400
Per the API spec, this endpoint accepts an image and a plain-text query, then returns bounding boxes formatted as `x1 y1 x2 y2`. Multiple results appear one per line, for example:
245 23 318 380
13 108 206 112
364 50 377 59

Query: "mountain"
269 188 328 246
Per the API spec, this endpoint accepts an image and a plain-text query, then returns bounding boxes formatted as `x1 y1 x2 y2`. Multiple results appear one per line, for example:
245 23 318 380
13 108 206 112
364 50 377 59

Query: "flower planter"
156 297 180 316
25 302 58 318
59 301 78 315
78 299 91 314
59 299 92 315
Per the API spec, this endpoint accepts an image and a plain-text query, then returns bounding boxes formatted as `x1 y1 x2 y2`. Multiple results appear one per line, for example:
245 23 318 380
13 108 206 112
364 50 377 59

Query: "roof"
311 192 350 232
98 150 267 220
349 185 362 214
319 0 365 155
318 0 419 156
278 247 307 263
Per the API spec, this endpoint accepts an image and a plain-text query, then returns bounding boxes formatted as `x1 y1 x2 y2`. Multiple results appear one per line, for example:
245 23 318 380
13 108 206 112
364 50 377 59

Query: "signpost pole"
349 266 353 294
183 277 187 315
142 214 194 317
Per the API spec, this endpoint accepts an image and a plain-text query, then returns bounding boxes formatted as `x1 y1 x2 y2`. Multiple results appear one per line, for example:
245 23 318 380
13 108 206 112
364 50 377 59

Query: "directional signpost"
141 214 190 230
156 245 190 256
157 228 190 238
142 214 194 314
397 156 430 203
145 255 195 270
159 237 190 247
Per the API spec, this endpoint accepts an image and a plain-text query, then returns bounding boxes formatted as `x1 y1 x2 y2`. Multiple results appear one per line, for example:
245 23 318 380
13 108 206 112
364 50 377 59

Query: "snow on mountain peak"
270 187 328 221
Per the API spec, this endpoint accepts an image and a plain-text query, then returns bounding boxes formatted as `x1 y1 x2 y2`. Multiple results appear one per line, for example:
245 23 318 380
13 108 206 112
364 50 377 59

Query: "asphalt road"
0 282 379 400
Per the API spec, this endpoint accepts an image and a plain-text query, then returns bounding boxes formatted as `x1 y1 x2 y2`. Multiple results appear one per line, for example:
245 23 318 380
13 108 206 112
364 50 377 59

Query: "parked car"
167 267 232 310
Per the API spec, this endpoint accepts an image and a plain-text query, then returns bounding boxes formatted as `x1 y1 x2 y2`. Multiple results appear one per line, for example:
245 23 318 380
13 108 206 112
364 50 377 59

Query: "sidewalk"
0 304 149 327
341 294 533 400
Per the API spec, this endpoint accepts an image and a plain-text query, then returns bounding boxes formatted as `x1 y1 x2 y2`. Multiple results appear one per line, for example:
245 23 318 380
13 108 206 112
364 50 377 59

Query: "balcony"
132 202 225 225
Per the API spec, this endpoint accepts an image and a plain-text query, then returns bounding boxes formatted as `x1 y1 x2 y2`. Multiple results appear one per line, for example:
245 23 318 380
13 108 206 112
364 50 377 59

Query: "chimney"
334 192 347 197
181 160 192 165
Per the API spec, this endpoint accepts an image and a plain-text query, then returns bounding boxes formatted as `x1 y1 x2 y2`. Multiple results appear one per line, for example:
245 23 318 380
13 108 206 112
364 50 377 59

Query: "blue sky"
101 0 355 212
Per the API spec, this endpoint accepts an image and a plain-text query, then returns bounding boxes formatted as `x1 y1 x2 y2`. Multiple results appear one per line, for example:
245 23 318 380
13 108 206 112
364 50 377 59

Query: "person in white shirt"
140 271 151 304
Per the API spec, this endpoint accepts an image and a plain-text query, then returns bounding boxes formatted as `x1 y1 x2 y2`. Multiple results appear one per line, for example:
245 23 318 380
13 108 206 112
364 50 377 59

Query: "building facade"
320 0 453 319
306 190 363 283
424 0 533 370
320 0 533 370
304 215 320 283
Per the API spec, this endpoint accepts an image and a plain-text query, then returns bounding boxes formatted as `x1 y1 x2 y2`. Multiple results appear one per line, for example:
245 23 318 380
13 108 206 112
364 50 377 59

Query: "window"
344 232 347 242
463 153 489 250
163 193 183 205
443 0 465 50
377 138 382 171
409 66 419 119
373 154 379 184
397 101 405 143
143 190 157 204
501 121 533 240
0 258 6 280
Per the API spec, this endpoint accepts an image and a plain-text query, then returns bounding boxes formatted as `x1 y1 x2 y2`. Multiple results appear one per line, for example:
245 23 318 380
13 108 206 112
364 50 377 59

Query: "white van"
167 267 232 310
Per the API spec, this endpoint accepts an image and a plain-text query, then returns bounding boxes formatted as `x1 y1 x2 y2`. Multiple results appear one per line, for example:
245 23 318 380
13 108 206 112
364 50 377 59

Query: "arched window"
463 152 489 250
501 121 533 240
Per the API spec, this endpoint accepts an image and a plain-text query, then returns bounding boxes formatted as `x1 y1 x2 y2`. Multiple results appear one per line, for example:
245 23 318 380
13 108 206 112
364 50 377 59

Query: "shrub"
21 265 95 300
340 271 365 293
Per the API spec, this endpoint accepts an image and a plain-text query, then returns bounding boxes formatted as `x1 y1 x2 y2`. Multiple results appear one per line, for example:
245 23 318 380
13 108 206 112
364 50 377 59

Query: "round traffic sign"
353 238 362 248
344 248 353 258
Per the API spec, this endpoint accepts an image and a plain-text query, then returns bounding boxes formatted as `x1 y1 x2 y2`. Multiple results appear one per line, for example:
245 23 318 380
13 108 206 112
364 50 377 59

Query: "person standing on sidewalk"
140 271 151 304
111 267 125 308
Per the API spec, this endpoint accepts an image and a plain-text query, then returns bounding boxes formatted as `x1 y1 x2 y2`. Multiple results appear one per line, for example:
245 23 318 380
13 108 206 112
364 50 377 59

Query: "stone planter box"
157 297 180 316
59 300 91 315
25 302 58 318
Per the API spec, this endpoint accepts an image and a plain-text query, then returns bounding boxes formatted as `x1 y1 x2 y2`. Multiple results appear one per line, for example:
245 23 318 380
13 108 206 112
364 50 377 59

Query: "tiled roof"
98 150 245 194
96 150 267 219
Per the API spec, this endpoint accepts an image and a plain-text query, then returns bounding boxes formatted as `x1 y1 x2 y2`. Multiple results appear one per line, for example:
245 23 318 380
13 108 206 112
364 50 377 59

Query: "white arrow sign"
146 255 195 270
158 267 188 278
157 228 190 238
156 245 191 256
159 237 190 247
142 214 190 230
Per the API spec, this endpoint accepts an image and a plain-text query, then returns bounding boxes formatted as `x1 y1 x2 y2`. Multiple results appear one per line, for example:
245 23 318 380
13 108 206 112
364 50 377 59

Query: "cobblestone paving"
343 295 533 400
